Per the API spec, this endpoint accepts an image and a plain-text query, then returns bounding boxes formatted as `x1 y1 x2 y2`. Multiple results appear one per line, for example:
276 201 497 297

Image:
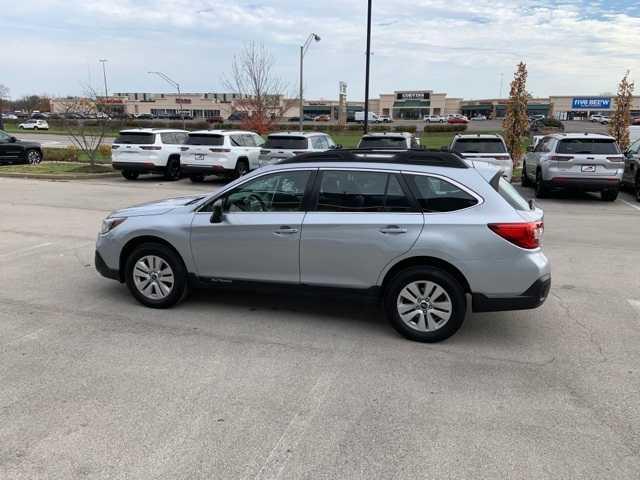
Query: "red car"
448 116 469 124
632 117 640 125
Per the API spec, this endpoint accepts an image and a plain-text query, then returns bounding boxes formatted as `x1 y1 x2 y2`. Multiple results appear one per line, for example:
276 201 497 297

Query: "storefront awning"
393 100 429 108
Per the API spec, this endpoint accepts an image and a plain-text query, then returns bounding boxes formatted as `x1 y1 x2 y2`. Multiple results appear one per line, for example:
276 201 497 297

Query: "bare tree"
59 86 115 166
502 62 529 166
0 84 9 130
609 71 634 152
224 42 294 133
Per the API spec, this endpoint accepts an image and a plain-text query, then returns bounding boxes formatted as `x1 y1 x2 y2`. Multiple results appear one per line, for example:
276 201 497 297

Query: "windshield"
358 136 407 149
557 138 619 155
114 132 155 145
187 134 224 146
264 136 308 149
453 138 507 154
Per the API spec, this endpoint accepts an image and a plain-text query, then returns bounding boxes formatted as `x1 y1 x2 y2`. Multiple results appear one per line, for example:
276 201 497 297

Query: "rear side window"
114 132 155 145
556 139 619 155
311 136 329 149
452 138 507 154
358 136 407 149
187 134 225 146
316 171 413 212
264 136 308 150
497 177 530 211
406 175 478 213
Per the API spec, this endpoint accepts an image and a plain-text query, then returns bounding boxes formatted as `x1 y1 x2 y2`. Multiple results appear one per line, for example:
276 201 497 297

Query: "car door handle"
274 226 299 235
379 226 408 234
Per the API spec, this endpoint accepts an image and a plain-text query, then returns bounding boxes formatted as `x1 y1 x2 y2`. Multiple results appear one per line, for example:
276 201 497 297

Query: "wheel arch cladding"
119 236 187 282
381 256 471 295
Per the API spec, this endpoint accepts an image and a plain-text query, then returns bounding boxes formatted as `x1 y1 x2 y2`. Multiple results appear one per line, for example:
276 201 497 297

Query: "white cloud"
1 0 639 99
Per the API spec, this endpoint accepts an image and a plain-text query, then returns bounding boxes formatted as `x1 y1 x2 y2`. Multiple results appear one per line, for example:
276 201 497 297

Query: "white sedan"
18 119 49 130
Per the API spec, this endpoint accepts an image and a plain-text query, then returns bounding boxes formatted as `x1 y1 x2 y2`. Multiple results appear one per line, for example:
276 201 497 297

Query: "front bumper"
112 162 165 173
95 250 120 281
472 275 551 312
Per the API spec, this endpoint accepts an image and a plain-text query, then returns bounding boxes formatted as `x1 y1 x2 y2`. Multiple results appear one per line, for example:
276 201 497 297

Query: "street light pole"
99 59 109 98
364 0 372 134
299 33 321 133
148 71 185 130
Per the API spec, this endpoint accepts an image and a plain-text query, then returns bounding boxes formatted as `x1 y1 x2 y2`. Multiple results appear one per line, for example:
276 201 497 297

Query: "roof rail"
278 149 469 169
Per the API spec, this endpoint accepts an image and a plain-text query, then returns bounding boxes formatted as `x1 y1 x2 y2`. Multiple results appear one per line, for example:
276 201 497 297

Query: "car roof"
189 130 256 135
546 132 615 140
268 131 328 137
118 128 187 133
361 132 413 138
453 134 505 140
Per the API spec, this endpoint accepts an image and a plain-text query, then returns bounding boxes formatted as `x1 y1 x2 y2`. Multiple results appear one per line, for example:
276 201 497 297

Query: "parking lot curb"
0 172 120 180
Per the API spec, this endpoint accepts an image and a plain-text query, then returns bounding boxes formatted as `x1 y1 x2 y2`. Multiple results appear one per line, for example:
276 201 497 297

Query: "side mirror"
210 199 224 224
527 145 534 152
334 144 343 150
9 136 16 143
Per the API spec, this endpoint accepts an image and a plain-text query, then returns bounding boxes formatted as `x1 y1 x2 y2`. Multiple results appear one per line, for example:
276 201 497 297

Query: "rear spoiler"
490 170 536 211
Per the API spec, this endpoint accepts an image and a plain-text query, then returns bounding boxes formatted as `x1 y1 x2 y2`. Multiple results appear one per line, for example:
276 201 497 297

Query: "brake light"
550 155 573 161
180 147 190 151
140 146 161 150
209 148 231 153
488 222 543 249
606 156 624 162
111 145 119 150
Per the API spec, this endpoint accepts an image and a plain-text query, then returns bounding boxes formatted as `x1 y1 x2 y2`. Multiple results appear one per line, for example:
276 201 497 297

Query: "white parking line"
0 242 53 259
621 199 640 212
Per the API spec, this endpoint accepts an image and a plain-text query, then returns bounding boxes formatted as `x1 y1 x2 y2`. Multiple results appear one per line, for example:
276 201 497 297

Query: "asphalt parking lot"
1 175 639 479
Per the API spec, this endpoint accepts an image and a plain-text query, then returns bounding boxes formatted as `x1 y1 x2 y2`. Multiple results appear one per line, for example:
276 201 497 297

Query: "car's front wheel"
125 243 188 308
385 266 466 342
521 162 531 187
535 170 548 198
234 159 249 178
26 149 42 165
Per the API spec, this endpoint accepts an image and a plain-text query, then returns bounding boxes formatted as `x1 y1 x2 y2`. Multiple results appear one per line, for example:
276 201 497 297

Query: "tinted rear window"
358 136 407 149
264 136 308 149
114 133 155 145
453 138 507 154
556 139 619 155
497 177 530 211
187 134 224 146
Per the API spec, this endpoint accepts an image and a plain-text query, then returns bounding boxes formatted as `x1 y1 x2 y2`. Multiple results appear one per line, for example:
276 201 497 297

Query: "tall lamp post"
99 59 109 97
363 0 372 134
299 33 321 132
148 71 185 130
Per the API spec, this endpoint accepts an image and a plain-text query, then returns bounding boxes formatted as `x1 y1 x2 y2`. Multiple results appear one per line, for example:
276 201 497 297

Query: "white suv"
449 134 513 181
18 119 49 130
357 132 420 149
424 115 444 123
111 129 188 181
258 132 337 167
180 130 265 182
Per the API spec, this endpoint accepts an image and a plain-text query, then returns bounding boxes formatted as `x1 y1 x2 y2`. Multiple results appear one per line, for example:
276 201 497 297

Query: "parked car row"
424 114 469 124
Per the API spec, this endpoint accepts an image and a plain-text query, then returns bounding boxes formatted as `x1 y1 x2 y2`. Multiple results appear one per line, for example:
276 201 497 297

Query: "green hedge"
422 124 468 133
42 147 111 164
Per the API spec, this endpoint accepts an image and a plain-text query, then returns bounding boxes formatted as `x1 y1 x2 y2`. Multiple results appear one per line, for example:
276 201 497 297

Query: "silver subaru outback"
95 150 550 342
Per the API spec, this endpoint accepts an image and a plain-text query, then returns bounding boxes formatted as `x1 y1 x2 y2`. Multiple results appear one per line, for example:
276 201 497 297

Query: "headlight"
100 217 126 235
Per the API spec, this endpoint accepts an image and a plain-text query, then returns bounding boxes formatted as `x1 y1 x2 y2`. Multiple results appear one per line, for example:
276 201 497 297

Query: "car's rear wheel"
26 149 42 165
122 170 139 180
385 266 466 343
164 157 181 181
234 159 249 179
535 170 548 198
521 162 531 187
601 189 619 202
125 243 188 309
190 174 205 183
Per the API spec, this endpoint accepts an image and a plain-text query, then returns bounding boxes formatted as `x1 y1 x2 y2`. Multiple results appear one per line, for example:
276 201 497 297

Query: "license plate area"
194 153 205 161
581 165 596 173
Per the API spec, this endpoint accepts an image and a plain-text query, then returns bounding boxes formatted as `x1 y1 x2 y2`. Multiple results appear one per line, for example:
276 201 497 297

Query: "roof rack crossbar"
278 149 469 168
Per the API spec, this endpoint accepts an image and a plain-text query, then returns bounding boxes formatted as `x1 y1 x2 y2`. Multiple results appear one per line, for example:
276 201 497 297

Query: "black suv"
0 130 43 164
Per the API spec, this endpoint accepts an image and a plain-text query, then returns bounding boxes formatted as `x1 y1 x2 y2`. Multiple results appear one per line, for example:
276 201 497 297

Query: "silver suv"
95 150 550 343
258 132 337 167
357 132 420 149
522 133 624 201
449 134 513 181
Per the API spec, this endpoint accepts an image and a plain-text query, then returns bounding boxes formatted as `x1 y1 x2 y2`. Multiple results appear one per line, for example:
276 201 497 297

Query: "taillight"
140 146 161 150
606 156 624 162
111 145 119 150
550 155 573 161
488 222 543 249
209 148 231 153
180 147 190 151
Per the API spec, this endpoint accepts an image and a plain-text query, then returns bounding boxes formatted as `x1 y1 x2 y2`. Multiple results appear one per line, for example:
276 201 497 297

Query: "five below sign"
572 98 611 109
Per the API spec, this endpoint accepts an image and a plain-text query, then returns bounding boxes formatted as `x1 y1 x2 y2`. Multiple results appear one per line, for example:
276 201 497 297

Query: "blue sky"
1 0 639 100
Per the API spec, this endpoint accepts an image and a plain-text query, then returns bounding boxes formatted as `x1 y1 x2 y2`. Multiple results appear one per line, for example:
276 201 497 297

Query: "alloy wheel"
133 255 175 300
27 150 41 164
396 280 452 332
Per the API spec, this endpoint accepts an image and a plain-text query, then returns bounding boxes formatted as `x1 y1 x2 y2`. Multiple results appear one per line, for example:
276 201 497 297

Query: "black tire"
164 157 181 181
384 266 466 343
25 149 42 165
535 170 548 198
601 189 619 202
234 159 249 179
124 243 188 309
190 174 205 183
121 170 139 180
521 162 531 187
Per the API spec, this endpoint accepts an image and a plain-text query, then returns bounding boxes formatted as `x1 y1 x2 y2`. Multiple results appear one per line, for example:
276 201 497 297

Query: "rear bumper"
112 162 165 173
181 164 233 176
95 250 120 281
472 275 551 312
546 177 621 191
